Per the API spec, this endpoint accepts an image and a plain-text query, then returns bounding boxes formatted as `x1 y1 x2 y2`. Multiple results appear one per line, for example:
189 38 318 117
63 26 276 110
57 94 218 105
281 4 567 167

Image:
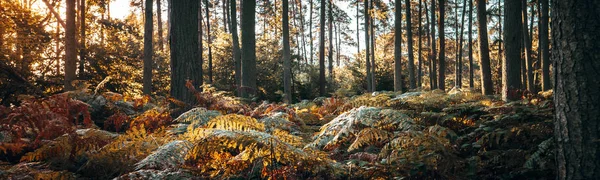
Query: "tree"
231 0 241 95
437 0 445 91
521 0 534 93
328 0 334 81
430 0 437 89
552 1 600 179
170 0 201 104
502 0 522 101
468 0 473 88
455 0 466 88
64 0 76 91
157 0 164 51
78 0 86 78
309 0 314 64
240 0 257 98
417 0 423 88
406 0 415 89
365 0 372 92
476 0 492 95
204 0 213 84
369 0 375 91
143 0 154 95
539 0 550 91
283 0 292 103
394 0 402 92
319 0 326 96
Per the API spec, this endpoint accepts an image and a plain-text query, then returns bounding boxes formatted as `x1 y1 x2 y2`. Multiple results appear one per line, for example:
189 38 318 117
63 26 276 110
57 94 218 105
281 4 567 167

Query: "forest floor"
0 85 555 179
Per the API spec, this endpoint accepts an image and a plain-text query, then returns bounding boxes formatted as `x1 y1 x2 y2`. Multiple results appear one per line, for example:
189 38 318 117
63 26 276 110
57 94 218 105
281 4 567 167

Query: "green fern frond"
524 138 553 169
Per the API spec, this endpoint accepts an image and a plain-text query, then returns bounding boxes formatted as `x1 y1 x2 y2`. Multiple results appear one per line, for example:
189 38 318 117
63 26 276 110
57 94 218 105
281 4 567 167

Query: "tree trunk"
468 0 473 88
394 0 402 92
298 0 307 63
417 0 423 88
370 0 376 91
476 0 492 95
456 0 466 88
309 0 314 64
356 1 360 57
205 0 213 84
539 0 550 91
364 0 372 92
502 0 522 101
65 0 76 91
240 0 257 98
521 0 534 93
157 0 164 51
231 0 241 95
143 0 154 95
283 0 292 103
78 0 85 78
328 0 333 82
317 0 326 96
437 0 445 91
222 0 228 32
405 0 415 89
552 1 600 179
170 0 201 104
430 0 437 89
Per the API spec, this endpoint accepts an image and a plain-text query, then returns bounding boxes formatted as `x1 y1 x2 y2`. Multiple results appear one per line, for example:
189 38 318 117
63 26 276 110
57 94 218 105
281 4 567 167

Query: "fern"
129 108 172 133
135 140 193 170
258 112 299 133
205 114 265 132
524 138 553 169
348 128 392 152
115 169 194 180
174 107 221 125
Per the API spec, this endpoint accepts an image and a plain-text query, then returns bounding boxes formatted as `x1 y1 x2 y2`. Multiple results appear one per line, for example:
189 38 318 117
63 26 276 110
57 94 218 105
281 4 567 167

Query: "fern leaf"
348 128 392 152
205 114 265 132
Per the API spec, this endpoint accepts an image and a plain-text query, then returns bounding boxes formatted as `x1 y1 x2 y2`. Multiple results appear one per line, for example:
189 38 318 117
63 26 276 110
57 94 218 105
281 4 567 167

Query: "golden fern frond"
348 94 391 108
205 114 265 132
272 129 304 147
348 128 392 152
174 107 221 124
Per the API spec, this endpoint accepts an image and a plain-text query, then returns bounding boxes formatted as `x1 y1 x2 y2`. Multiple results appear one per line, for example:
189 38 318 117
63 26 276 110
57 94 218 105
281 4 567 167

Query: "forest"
0 0 598 179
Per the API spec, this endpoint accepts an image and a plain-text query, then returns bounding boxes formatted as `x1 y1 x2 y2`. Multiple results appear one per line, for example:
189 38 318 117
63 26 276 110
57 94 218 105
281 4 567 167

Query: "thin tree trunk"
394 0 402 92
78 0 85 78
65 0 76 91
205 0 213 84
468 0 473 88
418 0 423 88
143 0 154 94
431 0 437 89
222 0 228 32
502 0 522 101
552 1 600 179
406 0 415 89
476 0 492 95
157 0 164 51
370 0 376 91
283 0 292 103
240 0 257 98
319 0 326 96
456 0 466 88
356 1 360 58
335 20 340 66
298 0 307 63
231 0 241 96
328 0 334 82
522 0 534 93
437 0 445 91
539 0 549 91
365 0 372 92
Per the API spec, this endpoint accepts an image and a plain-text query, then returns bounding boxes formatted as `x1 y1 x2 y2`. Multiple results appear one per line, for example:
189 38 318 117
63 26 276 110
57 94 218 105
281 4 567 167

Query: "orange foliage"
129 109 172 133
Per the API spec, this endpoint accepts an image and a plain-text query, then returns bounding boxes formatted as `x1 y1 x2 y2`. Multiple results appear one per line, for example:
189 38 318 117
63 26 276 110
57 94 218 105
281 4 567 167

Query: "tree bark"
502 0 522 101
240 0 257 98
309 0 314 64
231 0 241 95
456 0 466 88
437 0 445 91
418 0 423 88
476 0 492 95
370 0 376 91
283 0 292 103
552 1 600 179
539 0 550 91
406 0 415 89
468 0 473 88
521 0 534 93
364 0 372 92
204 0 213 84
317 0 327 96
394 0 403 92
65 0 76 91
78 0 86 78
157 0 164 51
430 0 437 89
143 0 154 95
170 0 201 105
328 0 333 82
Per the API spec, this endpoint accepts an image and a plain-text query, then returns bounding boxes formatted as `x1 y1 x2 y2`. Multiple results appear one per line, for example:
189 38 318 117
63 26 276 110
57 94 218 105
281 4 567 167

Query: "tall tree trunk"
468 0 473 88
328 0 333 81
496 0 503 93
406 0 415 89
78 0 85 78
157 0 164 51
143 0 154 95
430 0 437 89
394 0 403 92
365 0 372 92
418 0 423 88
521 0 534 93
356 1 360 57
552 1 600 179
222 0 228 32
309 0 314 64
335 20 340 66
283 0 292 103
539 0 550 91
170 0 201 104
240 0 257 98
65 0 76 91
476 0 492 95
205 0 213 84
231 0 241 96
298 0 307 63
502 0 522 101
319 0 326 95
370 0 376 91
456 0 466 88
437 0 445 91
